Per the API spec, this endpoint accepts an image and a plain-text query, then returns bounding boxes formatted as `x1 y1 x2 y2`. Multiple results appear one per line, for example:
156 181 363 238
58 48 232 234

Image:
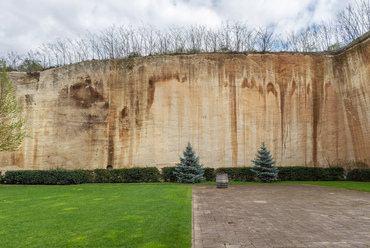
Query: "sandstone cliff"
1 38 370 171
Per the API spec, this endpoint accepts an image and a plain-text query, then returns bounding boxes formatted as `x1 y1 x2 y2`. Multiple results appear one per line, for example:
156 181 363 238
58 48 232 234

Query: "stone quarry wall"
1 38 370 171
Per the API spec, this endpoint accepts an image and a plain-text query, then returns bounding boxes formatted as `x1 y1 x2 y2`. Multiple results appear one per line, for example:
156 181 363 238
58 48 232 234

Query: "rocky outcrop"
2 38 370 171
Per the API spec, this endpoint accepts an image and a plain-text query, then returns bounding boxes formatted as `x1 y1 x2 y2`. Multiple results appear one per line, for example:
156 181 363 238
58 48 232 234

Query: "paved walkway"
192 184 370 248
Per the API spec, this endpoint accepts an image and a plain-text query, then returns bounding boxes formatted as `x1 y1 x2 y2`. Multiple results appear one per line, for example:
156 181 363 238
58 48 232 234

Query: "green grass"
195 181 370 192
1 181 368 248
274 181 370 192
0 184 192 248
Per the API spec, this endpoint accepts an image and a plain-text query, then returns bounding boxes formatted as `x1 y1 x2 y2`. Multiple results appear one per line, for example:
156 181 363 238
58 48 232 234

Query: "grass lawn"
1 181 368 248
0 184 192 248
274 181 370 192
197 181 370 192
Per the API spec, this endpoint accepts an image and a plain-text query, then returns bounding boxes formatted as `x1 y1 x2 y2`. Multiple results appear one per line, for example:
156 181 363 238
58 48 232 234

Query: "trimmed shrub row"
3 167 160 185
4 170 86 185
163 166 347 182
161 166 177 182
160 167 254 182
216 167 254 181
347 169 370 182
2 166 368 185
277 167 345 181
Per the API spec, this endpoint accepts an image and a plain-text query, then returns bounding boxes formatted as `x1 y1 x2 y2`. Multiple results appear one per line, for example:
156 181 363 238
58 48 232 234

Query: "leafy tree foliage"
0 61 27 152
174 143 205 183
251 142 278 183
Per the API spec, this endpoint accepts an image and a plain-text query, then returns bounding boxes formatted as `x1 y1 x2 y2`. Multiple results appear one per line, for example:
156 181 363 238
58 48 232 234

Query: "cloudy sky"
0 0 354 54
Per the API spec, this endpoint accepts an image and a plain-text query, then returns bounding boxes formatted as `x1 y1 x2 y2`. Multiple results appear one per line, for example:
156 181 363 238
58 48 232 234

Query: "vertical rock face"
1 39 370 171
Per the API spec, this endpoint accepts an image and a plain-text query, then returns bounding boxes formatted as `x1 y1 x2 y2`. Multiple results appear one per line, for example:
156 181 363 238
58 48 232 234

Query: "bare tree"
156 29 171 54
204 27 219 52
6 50 22 70
218 21 232 51
138 24 158 56
168 25 185 53
337 0 370 43
185 25 205 52
256 26 277 52
2 0 370 69
230 21 249 52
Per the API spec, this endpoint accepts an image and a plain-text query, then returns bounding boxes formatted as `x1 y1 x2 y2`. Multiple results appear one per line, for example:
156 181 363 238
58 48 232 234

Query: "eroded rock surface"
2 39 370 171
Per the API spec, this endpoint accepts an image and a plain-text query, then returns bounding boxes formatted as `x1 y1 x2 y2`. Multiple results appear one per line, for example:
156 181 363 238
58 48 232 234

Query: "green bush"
347 169 370 182
75 169 94 183
2 166 349 184
326 167 346 180
3 168 160 185
123 167 160 183
161 167 177 182
204 168 216 181
92 169 126 183
215 167 254 181
4 170 85 185
93 169 115 183
109 169 126 183
277 167 345 181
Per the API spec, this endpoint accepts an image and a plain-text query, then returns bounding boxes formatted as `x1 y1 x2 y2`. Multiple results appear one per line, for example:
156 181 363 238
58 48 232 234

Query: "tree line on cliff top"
1 0 370 71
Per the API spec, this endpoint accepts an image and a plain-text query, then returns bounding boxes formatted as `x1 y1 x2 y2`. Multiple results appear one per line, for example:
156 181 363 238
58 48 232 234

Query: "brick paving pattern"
192 184 370 248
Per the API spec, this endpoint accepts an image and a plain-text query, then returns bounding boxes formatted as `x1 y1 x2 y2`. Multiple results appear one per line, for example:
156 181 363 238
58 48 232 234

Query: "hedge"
3 167 160 185
76 169 95 183
347 169 370 182
4 170 85 185
123 167 160 183
161 167 215 182
277 167 345 181
93 169 124 183
1 166 352 185
161 167 177 182
203 166 344 182
204 168 216 181
215 167 254 181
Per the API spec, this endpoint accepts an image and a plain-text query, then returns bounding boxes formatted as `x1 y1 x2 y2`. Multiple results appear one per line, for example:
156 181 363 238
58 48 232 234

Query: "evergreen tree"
251 142 278 183
174 143 204 183
0 61 27 152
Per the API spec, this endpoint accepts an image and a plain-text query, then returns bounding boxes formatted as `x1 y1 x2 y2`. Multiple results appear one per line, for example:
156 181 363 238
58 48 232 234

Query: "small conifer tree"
173 142 204 183
251 142 278 183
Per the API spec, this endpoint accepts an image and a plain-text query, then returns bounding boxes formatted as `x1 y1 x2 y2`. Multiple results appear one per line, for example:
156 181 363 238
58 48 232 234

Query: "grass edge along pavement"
0 184 192 248
197 181 370 192
275 181 370 192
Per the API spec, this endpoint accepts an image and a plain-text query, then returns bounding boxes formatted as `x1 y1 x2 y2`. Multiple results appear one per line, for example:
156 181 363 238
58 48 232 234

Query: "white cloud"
0 0 354 53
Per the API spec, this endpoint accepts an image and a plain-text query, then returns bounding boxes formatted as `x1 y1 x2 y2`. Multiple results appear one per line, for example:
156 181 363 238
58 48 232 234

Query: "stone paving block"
192 185 370 248
203 244 225 248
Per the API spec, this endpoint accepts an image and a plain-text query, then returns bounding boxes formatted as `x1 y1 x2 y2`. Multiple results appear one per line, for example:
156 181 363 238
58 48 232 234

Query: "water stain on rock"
241 78 249 88
69 77 106 108
267 82 277 96
121 106 129 119
27 71 40 82
291 79 296 96
258 85 264 95
25 94 34 106
147 73 180 113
